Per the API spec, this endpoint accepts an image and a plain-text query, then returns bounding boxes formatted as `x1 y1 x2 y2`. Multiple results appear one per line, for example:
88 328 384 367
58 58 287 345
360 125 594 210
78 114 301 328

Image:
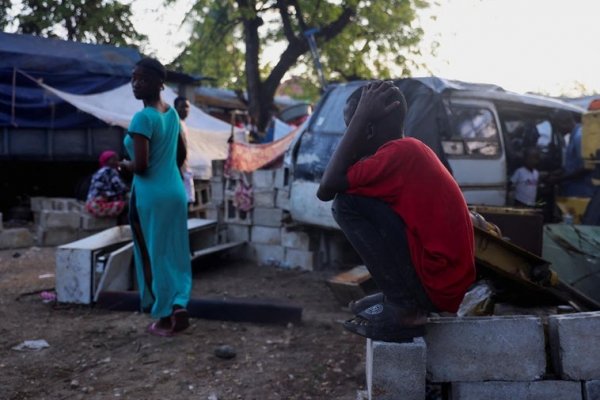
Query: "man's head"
343 81 408 150
174 96 190 120
524 147 540 170
553 109 576 135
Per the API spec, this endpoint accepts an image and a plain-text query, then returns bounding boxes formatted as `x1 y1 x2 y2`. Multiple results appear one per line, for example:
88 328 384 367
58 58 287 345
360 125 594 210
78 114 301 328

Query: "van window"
312 84 361 135
442 106 501 158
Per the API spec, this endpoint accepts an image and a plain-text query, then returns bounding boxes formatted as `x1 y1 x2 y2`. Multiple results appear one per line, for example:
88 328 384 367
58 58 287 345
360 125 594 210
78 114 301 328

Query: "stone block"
584 380 600 400
251 243 285 267
224 198 252 225
275 188 290 210
227 224 251 242
252 169 275 188
425 316 546 382
51 197 82 212
284 248 315 270
253 207 283 227
211 159 226 177
451 381 582 400
366 338 426 400
251 226 281 245
39 210 81 229
253 189 276 208
36 226 80 247
274 167 290 189
205 205 224 224
210 181 224 204
281 229 310 250
0 228 34 249
30 196 46 212
549 311 600 380
80 214 118 231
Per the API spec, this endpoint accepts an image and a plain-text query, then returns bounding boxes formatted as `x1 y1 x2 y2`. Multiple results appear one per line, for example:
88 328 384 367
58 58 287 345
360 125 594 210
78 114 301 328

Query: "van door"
442 99 507 206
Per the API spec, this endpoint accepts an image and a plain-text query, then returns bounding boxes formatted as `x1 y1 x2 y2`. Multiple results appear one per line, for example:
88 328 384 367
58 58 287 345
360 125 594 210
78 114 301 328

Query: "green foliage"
5 0 146 47
176 0 429 88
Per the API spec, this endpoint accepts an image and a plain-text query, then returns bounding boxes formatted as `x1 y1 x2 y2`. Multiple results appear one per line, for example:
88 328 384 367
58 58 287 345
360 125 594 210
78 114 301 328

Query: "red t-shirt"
346 137 475 312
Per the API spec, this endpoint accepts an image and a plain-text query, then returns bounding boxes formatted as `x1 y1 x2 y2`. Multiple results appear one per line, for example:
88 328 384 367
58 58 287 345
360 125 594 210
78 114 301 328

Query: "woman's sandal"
349 292 385 314
147 321 174 337
171 308 190 333
343 303 426 342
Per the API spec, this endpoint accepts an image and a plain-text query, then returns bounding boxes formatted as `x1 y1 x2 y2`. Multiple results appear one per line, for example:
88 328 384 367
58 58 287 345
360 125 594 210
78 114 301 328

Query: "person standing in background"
174 96 196 204
120 58 191 337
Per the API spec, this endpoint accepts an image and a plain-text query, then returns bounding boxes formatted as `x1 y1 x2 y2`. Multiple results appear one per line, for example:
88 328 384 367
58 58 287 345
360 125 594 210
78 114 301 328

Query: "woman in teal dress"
120 57 191 336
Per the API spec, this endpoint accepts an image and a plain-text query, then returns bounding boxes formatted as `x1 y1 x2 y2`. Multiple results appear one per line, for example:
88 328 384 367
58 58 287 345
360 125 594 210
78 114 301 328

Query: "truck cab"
287 77 584 229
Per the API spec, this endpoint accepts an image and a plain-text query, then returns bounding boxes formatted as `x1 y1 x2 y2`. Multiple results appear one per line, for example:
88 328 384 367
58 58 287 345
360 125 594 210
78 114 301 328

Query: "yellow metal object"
582 110 600 171
555 197 591 224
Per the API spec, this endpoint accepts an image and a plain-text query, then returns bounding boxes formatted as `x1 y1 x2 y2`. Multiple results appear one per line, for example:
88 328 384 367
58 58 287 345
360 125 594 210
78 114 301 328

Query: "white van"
288 77 584 229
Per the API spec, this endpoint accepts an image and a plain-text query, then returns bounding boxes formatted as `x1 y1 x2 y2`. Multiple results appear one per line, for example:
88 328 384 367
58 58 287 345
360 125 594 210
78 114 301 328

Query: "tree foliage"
3 0 146 47
174 0 429 131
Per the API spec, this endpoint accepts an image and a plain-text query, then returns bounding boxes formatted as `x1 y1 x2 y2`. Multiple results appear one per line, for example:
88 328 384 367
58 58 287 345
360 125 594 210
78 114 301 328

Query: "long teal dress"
125 106 191 319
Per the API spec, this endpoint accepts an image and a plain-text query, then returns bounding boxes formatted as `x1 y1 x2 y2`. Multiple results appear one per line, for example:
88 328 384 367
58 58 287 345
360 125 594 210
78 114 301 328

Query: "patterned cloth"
85 166 129 217
228 127 299 172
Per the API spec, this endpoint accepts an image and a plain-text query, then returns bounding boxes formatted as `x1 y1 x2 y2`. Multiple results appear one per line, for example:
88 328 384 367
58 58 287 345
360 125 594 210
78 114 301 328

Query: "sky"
132 0 600 97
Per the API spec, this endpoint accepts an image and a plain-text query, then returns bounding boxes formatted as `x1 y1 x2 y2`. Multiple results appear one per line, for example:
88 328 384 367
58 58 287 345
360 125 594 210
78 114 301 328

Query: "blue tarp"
0 32 141 128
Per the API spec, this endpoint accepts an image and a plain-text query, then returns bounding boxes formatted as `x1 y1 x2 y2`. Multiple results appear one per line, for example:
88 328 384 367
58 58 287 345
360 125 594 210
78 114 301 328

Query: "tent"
39 82 233 179
0 32 140 128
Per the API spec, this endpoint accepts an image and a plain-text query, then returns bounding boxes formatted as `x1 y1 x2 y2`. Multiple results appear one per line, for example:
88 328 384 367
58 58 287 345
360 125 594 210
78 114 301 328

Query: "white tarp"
38 82 233 179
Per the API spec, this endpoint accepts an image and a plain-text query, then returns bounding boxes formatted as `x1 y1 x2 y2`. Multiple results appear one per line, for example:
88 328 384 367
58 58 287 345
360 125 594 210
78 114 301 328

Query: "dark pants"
332 193 435 311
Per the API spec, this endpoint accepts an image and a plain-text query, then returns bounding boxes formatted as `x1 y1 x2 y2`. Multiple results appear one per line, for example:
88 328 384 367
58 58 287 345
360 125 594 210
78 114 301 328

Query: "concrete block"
275 188 290 210
251 226 281 245
584 380 600 400
51 198 82 212
80 214 117 231
0 228 34 249
366 338 426 400
30 197 45 212
281 229 310 250
224 198 252 225
227 224 251 242
253 189 276 208
549 311 600 380
274 167 290 189
211 159 226 177
284 248 315 270
210 181 224 204
205 205 224 223
251 243 285 266
425 316 546 382
252 169 276 188
36 226 80 247
253 207 283 227
451 381 582 400
39 210 81 229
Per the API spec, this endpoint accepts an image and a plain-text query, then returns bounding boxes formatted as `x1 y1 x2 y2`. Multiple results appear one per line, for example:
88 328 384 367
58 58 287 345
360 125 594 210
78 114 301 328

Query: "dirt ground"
0 246 366 400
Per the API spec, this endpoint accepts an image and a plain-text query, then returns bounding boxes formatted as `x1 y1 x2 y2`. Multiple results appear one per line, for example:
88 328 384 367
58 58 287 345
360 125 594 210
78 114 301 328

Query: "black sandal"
349 292 385 314
343 303 426 342
171 308 190 332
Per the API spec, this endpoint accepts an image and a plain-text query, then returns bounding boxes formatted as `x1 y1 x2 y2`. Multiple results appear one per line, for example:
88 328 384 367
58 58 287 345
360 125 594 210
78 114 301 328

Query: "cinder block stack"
366 313 600 400
206 162 316 270
188 179 211 218
30 197 117 247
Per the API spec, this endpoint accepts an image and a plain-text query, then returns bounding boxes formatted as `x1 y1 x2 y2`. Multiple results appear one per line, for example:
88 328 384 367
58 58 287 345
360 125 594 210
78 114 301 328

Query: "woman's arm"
120 134 150 175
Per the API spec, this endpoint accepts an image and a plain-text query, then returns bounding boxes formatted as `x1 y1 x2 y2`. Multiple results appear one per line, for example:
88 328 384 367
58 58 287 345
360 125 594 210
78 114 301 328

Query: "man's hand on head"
353 81 403 124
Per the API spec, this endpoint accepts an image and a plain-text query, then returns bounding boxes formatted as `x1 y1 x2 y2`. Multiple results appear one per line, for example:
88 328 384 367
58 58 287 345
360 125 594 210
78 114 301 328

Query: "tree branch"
289 0 308 32
276 0 297 43
316 6 354 41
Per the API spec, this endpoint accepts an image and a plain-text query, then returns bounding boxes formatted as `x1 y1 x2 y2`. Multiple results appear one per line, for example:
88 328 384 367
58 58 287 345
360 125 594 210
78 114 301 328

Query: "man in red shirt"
317 81 475 342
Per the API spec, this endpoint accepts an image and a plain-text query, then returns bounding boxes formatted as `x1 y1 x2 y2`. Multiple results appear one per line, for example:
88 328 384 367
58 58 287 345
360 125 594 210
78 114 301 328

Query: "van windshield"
311 84 363 135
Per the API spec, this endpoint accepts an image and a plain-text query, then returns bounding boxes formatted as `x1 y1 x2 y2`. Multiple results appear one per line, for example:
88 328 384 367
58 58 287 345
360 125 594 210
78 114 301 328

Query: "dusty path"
0 247 365 400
